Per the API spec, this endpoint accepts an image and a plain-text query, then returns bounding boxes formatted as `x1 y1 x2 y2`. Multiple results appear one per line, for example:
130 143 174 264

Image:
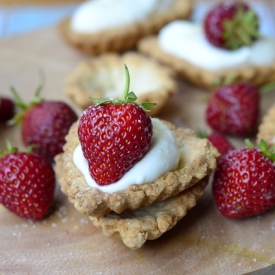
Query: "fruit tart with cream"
138 1 275 88
58 0 193 55
55 66 219 249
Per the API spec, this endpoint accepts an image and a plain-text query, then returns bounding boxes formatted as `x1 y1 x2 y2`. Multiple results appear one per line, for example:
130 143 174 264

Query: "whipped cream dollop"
71 0 173 33
73 118 180 193
158 20 275 71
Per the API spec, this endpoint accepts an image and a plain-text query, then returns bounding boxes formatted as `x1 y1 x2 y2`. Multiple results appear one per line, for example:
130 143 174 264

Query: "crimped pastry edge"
89 177 208 250
58 0 192 55
55 119 218 217
63 52 177 117
257 103 275 146
138 36 275 89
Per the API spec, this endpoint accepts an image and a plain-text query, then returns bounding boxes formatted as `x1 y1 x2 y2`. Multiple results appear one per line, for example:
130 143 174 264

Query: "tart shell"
58 0 193 55
63 52 177 117
55 119 219 217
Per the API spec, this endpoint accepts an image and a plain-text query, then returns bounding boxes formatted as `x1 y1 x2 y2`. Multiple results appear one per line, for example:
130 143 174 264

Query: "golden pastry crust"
89 177 208 250
58 0 192 55
63 52 177 117
257 103 275 146
55 119 219 217
138 37 275 89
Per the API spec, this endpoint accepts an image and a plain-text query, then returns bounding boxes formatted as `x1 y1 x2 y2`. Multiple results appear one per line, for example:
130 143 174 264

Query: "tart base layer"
89 177 208 250
138 36 275 89
257 103 275 146
63 52 177 117
58 0 192 55
55 119 218 217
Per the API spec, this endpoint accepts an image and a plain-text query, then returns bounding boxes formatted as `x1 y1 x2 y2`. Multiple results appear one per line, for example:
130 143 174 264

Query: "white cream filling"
71 0 173 33
158 20 275 71
73 118 180 193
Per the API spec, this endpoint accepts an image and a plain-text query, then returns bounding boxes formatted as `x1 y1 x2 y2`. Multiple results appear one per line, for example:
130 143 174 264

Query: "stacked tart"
55 66 219 249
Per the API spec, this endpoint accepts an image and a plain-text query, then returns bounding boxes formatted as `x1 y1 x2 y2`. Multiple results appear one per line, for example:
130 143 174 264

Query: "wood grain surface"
1 26 275 275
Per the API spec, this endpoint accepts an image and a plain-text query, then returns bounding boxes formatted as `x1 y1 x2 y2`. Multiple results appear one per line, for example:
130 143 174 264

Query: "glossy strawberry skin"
206 82 260 137
0 97 15 122
78 103 153 186
204 2 249 48
0 152 55 220
22 101 77 162
212 148 275 219
207 132 234 156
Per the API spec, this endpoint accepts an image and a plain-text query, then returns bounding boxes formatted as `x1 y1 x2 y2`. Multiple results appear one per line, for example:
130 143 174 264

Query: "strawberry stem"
122 65 130 101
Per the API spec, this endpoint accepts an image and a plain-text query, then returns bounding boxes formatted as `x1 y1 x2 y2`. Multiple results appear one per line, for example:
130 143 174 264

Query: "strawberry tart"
138 2 275 89
58 0 192 55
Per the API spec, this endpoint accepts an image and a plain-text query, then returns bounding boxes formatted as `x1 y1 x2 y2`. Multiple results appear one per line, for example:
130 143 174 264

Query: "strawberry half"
0 143 55 220
10 84 78 162
206 82 260 137
203 2 260 50
212 140 275 219
78 65 155 186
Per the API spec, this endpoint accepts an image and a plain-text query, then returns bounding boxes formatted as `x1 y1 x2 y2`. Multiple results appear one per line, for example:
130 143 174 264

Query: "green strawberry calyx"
223 5 261 50
0 140 18 157
90 65 156 112
9 84 43 126
245 139 275 162
9 71 45 125
0 140 34 157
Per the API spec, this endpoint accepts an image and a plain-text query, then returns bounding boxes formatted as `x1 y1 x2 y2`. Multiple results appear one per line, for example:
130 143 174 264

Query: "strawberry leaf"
127 91 137 102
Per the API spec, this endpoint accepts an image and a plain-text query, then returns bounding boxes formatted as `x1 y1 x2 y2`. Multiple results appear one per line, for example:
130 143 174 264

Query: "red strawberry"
203 2 260 49
11 86 78 162
207 132 235 156
212 140 275 219
78 65 155 186
206 82 260 137
0 143 55 220
0 96 15 122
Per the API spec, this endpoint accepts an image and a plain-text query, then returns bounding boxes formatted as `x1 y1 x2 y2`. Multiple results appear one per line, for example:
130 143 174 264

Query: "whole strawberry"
0 143 55 220
207 132 235 156
11 85 78 162
78 65 155 186
0 96 15 122
204 2 260 49
206 82 260 137
212 140 275 219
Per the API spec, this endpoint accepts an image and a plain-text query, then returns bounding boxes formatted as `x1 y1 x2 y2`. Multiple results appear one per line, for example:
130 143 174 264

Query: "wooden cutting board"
1 26 275 275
